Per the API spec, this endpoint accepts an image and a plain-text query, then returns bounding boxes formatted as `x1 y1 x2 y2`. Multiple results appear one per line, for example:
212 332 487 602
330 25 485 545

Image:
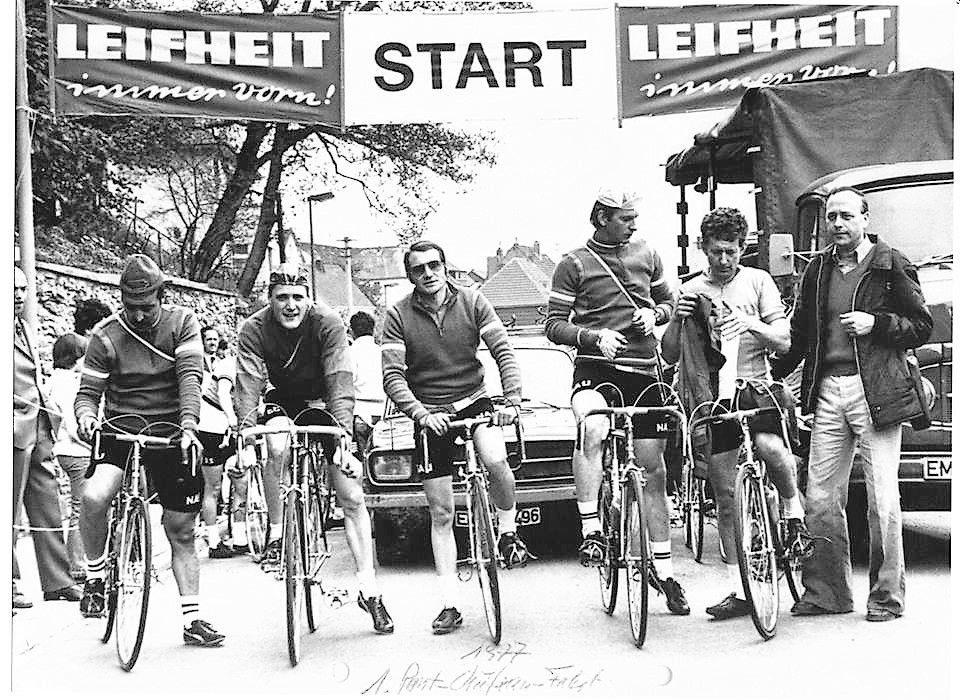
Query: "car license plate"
455 506 541 528
923 457 952 480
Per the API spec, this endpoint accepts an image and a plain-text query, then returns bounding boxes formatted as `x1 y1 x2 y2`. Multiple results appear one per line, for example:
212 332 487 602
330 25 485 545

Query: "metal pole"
308 200 317 301
341 236 353 314
15 0 37 330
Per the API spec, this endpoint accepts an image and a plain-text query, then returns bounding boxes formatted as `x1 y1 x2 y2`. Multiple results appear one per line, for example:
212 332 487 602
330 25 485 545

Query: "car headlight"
369 452 414 481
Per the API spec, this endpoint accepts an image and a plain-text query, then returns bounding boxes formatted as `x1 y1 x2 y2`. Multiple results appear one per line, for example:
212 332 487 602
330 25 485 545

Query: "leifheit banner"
50 6 342 124
342 8 617 125
618 4 898 117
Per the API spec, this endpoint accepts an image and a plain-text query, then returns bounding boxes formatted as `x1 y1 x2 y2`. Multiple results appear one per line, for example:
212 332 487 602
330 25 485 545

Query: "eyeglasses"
268 269 309 287
409 260 444 279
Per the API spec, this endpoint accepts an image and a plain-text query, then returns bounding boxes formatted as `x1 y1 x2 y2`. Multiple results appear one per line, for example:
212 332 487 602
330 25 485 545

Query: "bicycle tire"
285 492 307 666
115 498 151 672
470 480 502 644
302 451 323 634
100 500 120 644
779 520 805 604
598 474 619 615
734 466 779 640
623 470 649 648
245 465 269 558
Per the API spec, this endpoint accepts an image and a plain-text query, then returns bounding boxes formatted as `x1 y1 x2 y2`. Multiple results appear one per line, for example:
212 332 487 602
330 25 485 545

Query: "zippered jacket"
771 238 932 429
381 282 520 423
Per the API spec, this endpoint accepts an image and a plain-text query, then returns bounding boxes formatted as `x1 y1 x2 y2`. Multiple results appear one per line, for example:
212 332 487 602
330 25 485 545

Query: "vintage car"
364 328 579 563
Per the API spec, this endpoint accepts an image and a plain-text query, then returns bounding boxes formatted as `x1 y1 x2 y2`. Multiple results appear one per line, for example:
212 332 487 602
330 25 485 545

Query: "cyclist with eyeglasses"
381 240 530 636
233 262 393 634
75 254 224 647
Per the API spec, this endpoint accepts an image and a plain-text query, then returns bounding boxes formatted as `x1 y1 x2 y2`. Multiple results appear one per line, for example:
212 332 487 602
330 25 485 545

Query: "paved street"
10 509 951 698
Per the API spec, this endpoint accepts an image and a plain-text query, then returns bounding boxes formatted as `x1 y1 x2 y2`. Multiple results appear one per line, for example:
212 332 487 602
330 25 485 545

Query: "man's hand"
78 414 99 443
595 328 627 361
336 449 362 479
631 308 657 336
421 413 451 436
180 428 203 467
674 292 699 320
237 444 258 472
839 311 875 337
490 407 518 427
719 307 759 341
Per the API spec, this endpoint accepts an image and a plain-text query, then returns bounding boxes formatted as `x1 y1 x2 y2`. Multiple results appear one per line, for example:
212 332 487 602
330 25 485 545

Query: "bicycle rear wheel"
470 481 501 644
682 459 706 563
778 520 805 604
114 498 151 671
623 471 649 648
245 465 269 557
598 474 619 615
734 467 779 640
302 452 325 634
285 493 307 666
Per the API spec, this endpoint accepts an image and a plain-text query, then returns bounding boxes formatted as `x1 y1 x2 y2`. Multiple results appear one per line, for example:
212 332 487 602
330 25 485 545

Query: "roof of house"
486 241 556 280
479 257 550 308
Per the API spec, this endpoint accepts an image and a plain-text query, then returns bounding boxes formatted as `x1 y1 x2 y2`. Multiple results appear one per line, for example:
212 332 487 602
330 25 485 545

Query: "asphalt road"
10 513 952 698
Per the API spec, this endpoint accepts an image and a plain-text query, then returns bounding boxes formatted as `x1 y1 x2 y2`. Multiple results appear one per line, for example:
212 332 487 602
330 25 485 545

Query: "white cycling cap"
596 187 642 210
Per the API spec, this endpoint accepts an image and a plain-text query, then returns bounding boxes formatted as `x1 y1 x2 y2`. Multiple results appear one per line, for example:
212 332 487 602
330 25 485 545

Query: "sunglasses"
409 260 444 279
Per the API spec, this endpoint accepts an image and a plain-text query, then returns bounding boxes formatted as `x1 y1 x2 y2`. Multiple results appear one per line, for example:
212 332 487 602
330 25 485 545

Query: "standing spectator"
201 325 221 375
13 266 81 608
772 187 932 621
46 333 91 582
349 311 385 455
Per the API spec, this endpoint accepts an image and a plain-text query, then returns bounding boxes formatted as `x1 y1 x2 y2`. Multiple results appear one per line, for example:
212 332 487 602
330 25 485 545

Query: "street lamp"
307 191 335 301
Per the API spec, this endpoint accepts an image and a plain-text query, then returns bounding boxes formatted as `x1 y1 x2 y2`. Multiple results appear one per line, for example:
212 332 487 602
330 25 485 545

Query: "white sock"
438 574 459 609
206 524 221 548
782 494 804 520
181 595 200 628
652 540 674 580
577 500 600 537
85 549 107 581
727 564 744 598
357 568 379 598
497 507 517 535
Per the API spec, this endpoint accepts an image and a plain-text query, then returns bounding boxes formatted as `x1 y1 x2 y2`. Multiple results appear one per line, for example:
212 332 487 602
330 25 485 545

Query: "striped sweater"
545 235 675 367
75 306 203 434
381 282 521 423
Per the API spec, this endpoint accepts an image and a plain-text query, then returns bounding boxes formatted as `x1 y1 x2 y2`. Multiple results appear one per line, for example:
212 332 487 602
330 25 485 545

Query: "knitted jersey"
234 305 355 432
545 235 675 368
381 282 521 423
75 306 203 435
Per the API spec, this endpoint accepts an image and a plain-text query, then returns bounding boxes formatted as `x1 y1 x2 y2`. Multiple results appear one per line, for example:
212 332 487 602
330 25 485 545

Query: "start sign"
343 8 616 125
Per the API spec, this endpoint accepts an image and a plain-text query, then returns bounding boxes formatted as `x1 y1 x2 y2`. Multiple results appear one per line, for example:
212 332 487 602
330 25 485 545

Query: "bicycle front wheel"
598 475 619 615
245 465 269 558
778 520 805 604
303 452 324 634
682 459 706 563
623 470 649 648
101 500 120 644
734 467 779 640
470 481 501 644
285 493 307 666
115 498 151 672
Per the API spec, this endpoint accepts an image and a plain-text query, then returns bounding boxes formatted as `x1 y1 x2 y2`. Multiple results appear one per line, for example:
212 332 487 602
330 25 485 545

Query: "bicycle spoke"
115 499 151 671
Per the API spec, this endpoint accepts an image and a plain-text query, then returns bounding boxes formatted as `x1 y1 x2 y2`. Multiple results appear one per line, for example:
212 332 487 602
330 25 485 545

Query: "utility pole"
307 192 335 303
339 237 353 315
15 0 37 329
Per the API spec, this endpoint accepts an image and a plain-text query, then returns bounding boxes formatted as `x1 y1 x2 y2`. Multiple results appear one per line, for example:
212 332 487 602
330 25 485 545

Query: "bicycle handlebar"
91 427 200 475
238 424 349 441
688 406 782 434
580 405 686 423
419 408 526 475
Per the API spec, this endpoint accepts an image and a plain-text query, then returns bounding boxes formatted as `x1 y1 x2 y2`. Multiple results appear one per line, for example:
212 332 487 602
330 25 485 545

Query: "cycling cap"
596 187 642 210
268 261 310 291
119 254 165 299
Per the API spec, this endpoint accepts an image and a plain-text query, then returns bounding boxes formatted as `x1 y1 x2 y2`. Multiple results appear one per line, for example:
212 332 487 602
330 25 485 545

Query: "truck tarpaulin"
664 68 953 237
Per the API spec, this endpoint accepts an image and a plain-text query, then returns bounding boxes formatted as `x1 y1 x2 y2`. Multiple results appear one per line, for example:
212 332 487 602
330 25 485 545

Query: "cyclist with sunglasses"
381 240 530 636
233 262 394 635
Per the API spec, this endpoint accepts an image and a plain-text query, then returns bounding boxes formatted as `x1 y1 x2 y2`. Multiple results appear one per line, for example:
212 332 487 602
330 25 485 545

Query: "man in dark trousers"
13 265 81 609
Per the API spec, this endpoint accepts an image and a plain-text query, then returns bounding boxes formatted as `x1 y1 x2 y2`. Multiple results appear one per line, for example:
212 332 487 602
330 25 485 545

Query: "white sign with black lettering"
343 8 616 125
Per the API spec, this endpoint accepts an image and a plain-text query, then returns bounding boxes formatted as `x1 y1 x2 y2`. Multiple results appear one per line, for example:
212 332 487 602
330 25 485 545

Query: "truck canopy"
664 68 954 237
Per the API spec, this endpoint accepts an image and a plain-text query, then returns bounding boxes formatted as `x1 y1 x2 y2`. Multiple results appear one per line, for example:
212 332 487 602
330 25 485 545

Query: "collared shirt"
833 236 875 275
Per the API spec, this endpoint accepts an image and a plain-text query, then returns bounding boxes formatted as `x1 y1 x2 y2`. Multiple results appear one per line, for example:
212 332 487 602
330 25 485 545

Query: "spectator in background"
74 298 112 337
201 326 221 375
47 333 91 582
13 266 81 609
349 311 385 455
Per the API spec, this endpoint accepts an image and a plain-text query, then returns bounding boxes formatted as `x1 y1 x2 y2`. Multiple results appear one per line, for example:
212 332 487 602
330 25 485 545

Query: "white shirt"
351 335 385 424
47 367 89 457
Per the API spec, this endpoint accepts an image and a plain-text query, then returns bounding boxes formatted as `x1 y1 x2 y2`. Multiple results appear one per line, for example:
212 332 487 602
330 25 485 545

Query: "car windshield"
479 346 572 409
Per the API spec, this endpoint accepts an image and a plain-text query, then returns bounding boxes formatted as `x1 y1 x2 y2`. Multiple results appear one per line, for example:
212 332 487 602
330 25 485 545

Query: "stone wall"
31 262 247 374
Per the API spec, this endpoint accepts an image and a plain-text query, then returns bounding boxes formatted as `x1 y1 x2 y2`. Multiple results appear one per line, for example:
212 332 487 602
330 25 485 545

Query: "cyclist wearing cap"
661 207 814 621
75 254 224 647
545 187 689 616
381 240 531 636
233 262 394 635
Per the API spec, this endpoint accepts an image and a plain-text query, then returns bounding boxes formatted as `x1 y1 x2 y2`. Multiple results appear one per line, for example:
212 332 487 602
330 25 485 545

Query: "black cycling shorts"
572 361 676 439
261 390 342 461
707 383 797 454
413 398 493 480
93 436 203 514
199 430 231 467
